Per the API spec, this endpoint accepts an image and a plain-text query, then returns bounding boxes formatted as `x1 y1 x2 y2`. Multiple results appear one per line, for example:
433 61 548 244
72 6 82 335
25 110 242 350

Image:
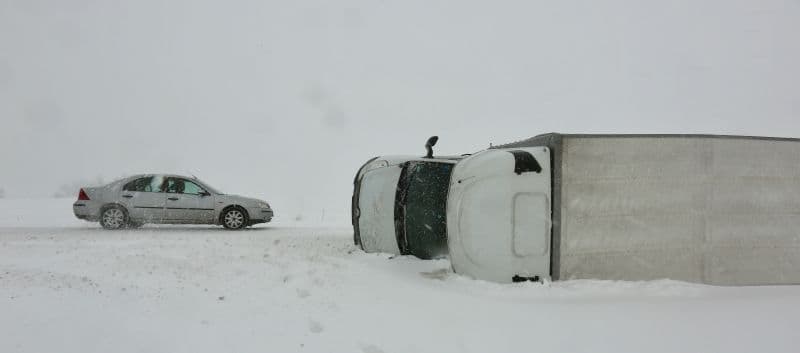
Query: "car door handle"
122 194 133 198
168 197 179 201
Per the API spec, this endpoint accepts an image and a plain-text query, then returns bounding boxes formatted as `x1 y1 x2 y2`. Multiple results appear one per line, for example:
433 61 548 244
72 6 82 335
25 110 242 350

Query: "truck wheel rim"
225 210 244 228
103 209 124 228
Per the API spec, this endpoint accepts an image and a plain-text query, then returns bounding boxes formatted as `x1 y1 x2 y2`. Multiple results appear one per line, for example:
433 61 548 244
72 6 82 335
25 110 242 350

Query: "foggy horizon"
2 0 799 219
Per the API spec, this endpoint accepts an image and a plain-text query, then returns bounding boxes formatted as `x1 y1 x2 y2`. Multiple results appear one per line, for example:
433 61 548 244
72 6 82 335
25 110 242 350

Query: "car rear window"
123 177 155 192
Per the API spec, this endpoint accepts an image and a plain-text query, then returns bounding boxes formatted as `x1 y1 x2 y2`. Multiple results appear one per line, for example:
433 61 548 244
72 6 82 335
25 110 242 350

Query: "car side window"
149 176 165 192
123 177 154 192
180 179 205 195
161 178 205 195
162 178 181 193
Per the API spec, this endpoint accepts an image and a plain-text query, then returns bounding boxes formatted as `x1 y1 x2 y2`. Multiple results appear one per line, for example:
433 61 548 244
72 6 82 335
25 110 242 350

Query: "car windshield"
395 161 454 258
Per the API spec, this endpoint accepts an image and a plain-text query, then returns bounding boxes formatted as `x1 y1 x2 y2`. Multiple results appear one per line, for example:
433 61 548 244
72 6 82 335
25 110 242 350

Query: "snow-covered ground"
1 199 799 353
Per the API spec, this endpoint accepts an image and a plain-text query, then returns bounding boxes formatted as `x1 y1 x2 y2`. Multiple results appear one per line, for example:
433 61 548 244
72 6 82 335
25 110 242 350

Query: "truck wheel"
100 205 128 230
221 207 248 230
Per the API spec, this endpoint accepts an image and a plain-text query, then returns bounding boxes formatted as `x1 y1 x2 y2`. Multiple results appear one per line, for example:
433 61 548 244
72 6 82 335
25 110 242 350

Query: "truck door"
447 147 552 283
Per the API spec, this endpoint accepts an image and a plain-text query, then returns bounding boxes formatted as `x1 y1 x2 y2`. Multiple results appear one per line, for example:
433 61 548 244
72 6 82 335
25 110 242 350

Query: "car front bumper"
247 207 274 225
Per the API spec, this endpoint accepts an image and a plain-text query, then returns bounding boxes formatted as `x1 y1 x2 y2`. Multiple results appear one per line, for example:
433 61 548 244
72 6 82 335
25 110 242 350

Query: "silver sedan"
72 174 274 230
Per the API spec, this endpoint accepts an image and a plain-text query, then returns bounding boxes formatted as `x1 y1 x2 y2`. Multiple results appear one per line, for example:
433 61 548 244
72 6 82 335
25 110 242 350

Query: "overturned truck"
447 133 800 285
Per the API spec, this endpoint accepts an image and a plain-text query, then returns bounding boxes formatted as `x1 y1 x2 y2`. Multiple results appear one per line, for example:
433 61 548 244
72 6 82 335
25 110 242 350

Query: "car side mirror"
199 191 211 197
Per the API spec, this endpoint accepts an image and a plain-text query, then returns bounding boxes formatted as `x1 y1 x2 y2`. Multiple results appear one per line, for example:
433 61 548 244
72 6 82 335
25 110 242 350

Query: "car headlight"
257 201 271 209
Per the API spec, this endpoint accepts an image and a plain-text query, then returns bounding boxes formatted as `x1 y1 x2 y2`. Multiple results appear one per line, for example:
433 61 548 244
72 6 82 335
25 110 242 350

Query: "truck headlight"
366 160 389 172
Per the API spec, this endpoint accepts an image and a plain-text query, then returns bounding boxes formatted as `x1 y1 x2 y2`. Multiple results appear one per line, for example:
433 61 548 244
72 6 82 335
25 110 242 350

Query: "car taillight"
78 189 90 201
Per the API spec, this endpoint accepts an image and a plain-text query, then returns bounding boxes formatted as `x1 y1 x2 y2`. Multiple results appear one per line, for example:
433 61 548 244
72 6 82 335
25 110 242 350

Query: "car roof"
125 173 197 180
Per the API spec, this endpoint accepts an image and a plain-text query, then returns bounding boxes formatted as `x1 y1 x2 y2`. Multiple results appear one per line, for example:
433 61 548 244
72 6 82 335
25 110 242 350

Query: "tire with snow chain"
100 205 128 230
221 207 248 230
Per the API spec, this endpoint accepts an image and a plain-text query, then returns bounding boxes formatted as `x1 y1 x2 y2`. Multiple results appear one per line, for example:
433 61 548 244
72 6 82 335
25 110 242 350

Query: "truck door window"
508 150 542 174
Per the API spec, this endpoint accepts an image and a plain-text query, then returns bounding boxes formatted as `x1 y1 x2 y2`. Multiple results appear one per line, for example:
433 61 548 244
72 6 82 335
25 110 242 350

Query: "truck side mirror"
425 136 439 158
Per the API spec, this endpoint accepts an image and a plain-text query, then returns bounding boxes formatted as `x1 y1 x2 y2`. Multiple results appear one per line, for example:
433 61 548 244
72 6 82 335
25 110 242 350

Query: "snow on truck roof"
496 132 800 148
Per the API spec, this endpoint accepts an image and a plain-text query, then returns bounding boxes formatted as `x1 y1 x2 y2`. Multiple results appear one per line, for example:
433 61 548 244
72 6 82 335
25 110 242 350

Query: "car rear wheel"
100 205 128 230
221 208 248 230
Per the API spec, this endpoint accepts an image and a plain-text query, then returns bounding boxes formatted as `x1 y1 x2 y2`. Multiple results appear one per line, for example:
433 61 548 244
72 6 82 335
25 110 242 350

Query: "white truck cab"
447 147 552 283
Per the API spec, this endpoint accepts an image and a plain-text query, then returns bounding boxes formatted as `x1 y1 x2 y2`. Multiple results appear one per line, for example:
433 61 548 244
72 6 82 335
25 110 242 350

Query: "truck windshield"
395 161 454 259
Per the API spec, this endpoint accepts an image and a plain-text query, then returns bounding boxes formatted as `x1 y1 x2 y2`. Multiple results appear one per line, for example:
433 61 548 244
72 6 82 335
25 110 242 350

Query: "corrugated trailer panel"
559 137 709 283
705 138 800 285
560 136 800 285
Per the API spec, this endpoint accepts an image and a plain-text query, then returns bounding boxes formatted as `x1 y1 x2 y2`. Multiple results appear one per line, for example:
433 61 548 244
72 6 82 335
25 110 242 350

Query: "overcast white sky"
1 0 799 219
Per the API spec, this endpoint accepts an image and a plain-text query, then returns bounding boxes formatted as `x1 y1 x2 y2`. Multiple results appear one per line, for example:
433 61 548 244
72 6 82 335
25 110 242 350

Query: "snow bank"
1 199 798 353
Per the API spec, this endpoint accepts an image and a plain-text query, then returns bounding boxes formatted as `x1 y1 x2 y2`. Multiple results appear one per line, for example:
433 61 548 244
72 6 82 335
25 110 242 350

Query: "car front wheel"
221 208 248 230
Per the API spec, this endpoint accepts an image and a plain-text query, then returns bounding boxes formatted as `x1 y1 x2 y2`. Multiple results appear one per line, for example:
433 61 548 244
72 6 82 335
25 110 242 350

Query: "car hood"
217 194 265 206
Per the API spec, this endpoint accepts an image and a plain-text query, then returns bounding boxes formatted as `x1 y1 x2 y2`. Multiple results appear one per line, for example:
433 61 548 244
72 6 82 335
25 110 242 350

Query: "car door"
163 177 216 224
120 175 166 223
